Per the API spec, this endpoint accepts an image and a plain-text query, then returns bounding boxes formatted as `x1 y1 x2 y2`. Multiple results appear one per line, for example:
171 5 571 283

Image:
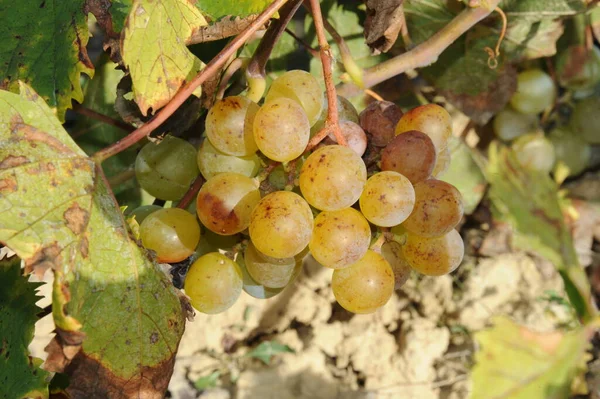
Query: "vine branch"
92 0 289 164
304 0 347 148
337 0 503 97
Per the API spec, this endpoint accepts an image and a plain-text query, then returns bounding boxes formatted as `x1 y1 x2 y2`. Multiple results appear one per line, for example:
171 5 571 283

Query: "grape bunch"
129 69 465 315
493 64 599 177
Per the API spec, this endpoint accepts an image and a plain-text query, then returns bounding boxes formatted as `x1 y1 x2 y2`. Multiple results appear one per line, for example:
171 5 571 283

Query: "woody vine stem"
91 0 503 164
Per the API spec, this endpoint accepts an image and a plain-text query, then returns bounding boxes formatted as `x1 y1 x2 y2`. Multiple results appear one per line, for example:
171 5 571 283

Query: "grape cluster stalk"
130 70 466 315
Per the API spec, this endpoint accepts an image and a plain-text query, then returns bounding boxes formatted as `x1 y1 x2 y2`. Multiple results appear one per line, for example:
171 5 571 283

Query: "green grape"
266 70 324 126
184 252 243 314
492 107 538 141
197 139 260 180
127 205 162 224
402 179 464 238
570 96 600 144
512 132 556 173
253 97 310 162
432 145 451 178
249 191 314 258
403 230 464 276
309 208 371 269
196 173 261 235
331 250 394 314
509 69 556 115
311 95 359 136
548 127 591 176
205 96 259 156
556 45 600 91
328 120 367 156
359 100 403 147
395 104 452 152
381 241 411 289
381 130 436 184
140 208 200 263
237 254 284 299
245 242 299 288
299 145 367 211
360 171 415 227
135 135 199 201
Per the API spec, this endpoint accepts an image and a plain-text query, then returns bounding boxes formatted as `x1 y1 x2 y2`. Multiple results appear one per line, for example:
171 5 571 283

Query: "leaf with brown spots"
471 317 589 399
0 84 186 399
121 0 208 116
486 143 595 322
0 0 94 122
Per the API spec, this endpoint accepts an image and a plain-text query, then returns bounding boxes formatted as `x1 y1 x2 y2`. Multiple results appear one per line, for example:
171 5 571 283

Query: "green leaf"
0 0 94 122
245 341 294 365
122 0 207 115
74 56 141 209
196 0 272 20
110 0 133 33
470 317 588 399
0 84 186 397
486 143 595 321
500 0 586 20
194 370 221 390
0 256 51 399
440 138 486 215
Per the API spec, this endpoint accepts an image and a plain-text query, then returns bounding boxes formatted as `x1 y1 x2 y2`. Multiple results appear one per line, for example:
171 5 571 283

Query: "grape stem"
91 0 289 164
177 175 205 210
285 28 319 57
246 0 304 102
337 0 503 97
216 57 248 100
304 0 347 149
72 103 135 132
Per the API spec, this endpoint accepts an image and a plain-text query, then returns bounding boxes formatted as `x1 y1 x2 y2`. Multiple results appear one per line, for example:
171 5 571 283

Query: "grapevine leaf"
0 0 94 122
591 6 600 43
193 371 220 390
0 256 51 399
470 317 588 399
110 0 134 33
245 341 294 365
74 56 141 209
500 0 586 20
196 0 272 20
486 143 594 322
440 138 486 214
0 84 186 398
121 0 207 116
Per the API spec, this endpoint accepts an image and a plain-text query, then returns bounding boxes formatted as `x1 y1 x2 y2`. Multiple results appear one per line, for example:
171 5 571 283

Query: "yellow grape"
253 97 310 162
249 191 314 258
299 145 367 211
331 250 394 314
402 230 464 276
309 208 371 269
140 208 200 263
245 242 299 288
197 139 260 180
196 172 261 235
395 104 452 152
237 254 284 299
205 96 259 156
184 252 243 314
359 171 415 227
266 70 324 126
402 179 463 238
381 241 411 289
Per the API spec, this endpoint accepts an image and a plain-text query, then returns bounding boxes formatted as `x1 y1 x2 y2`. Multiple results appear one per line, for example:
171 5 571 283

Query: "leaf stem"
92 0 288 164
72 103 135 132
245 0 304 102
337 0 503 97
285 28 319 57
305 0 347 147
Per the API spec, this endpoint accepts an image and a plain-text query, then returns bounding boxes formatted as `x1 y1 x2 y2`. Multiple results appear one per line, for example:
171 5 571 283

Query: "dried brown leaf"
364 0 404 54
